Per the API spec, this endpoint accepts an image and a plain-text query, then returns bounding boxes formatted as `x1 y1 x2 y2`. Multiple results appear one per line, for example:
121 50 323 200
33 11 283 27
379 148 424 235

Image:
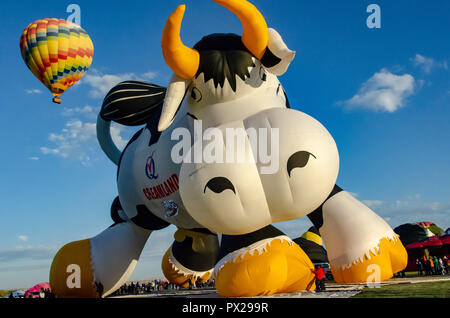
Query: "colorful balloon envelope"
20 18 94 103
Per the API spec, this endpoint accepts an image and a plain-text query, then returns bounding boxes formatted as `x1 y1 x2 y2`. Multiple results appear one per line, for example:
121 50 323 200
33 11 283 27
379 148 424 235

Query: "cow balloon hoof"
161 229 218 288
214 237 316 297
330 236 408 284
49 239 98 298
161 246 213 288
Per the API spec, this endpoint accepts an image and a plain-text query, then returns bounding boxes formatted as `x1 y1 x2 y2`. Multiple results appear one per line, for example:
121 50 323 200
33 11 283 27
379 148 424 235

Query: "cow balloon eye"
204 177 236 194
287 151 316 177
191 87 202 102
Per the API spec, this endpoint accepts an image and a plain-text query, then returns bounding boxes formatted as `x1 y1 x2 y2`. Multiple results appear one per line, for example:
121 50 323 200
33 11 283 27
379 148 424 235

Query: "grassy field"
353 280 450 298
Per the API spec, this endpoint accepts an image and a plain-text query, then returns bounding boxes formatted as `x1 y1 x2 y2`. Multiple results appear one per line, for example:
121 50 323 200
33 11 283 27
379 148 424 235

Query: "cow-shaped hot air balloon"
49 0 407 298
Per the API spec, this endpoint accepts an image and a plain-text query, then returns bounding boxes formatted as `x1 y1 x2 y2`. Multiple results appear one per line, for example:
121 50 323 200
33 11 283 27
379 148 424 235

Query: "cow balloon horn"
213 0 268 59
161 5 200 79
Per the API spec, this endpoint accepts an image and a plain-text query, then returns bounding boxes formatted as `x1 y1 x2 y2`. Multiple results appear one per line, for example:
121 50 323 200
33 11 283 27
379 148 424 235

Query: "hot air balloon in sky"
20 18 94 103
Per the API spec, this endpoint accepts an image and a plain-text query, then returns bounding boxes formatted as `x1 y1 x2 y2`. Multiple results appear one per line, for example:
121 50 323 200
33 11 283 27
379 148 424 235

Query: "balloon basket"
52 97 62 104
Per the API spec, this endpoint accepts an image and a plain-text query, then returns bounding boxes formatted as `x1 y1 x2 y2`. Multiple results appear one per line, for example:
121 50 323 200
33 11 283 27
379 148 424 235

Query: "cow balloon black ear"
100 81 167 126
262 28 296 76
260 48 282 69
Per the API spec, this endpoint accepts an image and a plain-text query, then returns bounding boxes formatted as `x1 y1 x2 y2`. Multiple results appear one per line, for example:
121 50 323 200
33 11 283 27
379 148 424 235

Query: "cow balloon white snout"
179 108 339 235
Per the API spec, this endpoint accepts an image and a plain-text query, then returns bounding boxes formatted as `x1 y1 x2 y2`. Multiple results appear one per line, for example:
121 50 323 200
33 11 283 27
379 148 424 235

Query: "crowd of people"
109 278 215 297
415 255 449 276
8 254 449 298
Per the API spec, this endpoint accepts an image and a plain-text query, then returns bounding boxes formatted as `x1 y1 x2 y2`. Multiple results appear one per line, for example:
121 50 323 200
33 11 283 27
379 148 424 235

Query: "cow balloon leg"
214 225 316 297
49 197 160 298
49 220 151 297
308 185 408 284
162 229 219 288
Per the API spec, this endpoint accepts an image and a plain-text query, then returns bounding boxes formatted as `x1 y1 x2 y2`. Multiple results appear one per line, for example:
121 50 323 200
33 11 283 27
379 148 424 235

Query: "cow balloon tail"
97 115 122 165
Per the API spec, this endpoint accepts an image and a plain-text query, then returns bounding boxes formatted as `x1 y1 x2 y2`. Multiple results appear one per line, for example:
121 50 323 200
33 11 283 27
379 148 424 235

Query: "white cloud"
61 105 98 118
28 157 39 161
360 196 449 229
40 147 61 156
142 71 158 80
17 235 28 242
40 119 97 165
0 263 51 273
341 68 415 112
410 54 448 73
110 123 129 150
80 69 159 98
40 119 129 166
26 89 42 94
0 246 56 262
361 199 384 208
429 202 442 211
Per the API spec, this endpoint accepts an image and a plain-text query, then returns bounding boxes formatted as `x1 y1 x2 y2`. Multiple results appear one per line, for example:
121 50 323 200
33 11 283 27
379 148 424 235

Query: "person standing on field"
313 265 326 292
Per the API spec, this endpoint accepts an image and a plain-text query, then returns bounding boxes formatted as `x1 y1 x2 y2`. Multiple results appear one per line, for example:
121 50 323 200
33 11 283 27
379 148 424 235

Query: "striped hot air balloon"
19 18 94 103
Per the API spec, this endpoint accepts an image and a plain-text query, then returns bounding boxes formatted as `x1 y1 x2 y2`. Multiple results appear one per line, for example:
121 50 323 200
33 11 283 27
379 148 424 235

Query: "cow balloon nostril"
204 177 236 194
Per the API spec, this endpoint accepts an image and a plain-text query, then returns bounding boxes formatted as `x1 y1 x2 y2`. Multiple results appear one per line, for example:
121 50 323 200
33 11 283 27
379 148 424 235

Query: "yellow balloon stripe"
47 18 60 84
57 20 69 83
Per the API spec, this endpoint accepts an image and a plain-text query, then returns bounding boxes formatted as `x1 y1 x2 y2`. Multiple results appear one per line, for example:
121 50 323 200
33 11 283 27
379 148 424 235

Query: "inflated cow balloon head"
158 0 296 131
158 0 340 235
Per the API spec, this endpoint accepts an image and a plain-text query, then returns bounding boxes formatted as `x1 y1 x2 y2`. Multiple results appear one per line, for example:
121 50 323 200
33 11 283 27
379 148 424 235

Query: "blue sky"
0 0 449 290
